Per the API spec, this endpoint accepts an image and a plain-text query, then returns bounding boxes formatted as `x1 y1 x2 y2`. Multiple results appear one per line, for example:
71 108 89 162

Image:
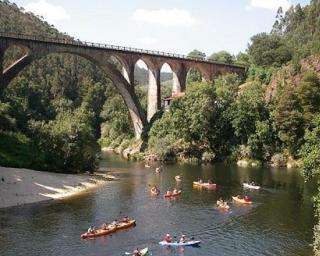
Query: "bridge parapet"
0 32 245 69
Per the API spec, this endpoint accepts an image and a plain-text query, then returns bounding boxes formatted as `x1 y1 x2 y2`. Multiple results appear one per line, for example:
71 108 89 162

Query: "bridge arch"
2 46 147 139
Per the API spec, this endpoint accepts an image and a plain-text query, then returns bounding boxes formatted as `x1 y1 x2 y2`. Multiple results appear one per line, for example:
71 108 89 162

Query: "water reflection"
0 152 316 256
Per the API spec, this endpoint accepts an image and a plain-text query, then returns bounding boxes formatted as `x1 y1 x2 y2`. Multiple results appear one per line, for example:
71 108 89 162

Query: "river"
0 152 317 256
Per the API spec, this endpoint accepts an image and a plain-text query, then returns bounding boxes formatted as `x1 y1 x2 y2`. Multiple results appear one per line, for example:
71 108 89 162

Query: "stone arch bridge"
0 33 245 139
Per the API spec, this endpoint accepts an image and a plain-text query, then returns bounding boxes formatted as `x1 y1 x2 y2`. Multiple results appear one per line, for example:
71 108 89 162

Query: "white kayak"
140 248 148 255
243 183 260 190
159 240 201 246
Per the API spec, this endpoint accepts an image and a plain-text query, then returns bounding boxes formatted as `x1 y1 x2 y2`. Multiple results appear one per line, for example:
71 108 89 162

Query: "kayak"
81 226 117 239
125 247 148 256
193 181 216 189
159 240 201 246
175 176 182 182
164 190 182 198
243 183 260 190
232 196 252 204
140 247 149 256
115 219 136 230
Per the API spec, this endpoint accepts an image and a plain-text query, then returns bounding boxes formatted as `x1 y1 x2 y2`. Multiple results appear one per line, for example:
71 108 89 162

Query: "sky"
13 0 310 57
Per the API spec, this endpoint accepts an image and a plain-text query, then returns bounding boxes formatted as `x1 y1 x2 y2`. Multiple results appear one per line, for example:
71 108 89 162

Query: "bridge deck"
0 32 244 69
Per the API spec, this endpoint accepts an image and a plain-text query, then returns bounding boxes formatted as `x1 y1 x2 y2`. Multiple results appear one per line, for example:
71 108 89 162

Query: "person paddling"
133 248 142 256
164 233 172 243
179 234 187 243
122 216 129 223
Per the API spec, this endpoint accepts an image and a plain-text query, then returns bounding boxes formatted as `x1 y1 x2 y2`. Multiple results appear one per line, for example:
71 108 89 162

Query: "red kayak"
164 190 182 198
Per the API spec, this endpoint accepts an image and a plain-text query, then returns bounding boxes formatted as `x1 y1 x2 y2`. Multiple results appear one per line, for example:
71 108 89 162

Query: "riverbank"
0 166 116 209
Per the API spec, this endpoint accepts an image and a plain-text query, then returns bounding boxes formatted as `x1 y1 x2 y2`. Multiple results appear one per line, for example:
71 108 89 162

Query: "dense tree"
248 33 292 67
208 51 234 64
187 49 206 60
229 82 268 144
235 52 250 66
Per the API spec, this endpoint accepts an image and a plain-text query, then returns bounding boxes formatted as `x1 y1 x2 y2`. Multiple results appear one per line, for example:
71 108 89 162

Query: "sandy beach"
0 166 116 209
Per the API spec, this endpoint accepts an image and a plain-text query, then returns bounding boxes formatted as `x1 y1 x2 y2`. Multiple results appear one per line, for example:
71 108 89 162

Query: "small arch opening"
187 66 202 85
134 59 149 112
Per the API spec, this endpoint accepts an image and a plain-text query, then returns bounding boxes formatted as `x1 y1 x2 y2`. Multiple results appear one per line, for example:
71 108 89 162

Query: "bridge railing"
0 32 244 68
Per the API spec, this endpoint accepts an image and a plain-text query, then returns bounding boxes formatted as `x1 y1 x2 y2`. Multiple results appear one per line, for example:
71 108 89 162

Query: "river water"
0 152 317 256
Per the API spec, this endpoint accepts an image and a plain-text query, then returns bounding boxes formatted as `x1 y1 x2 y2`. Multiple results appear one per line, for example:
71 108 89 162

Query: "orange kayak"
232 196 252 204
81 220 136 239
164 190 181 198
115 219 136 230
81 226 116 239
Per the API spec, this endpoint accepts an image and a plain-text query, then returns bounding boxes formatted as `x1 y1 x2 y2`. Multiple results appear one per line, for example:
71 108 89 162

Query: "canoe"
140 247 149 255
243 183 260 190
159 240 201 246
81 226 117 239
232 196 252 204
193 181 216 189
115 219 136 230
164 190 181 198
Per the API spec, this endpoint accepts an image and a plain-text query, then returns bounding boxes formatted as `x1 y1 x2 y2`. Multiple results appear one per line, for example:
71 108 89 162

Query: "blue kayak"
159 240 201 246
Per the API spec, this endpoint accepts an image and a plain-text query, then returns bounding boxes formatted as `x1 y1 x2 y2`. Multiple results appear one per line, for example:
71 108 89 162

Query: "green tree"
187 50 206 83
209 51 234 64
229 82 268 144
248 33 292 67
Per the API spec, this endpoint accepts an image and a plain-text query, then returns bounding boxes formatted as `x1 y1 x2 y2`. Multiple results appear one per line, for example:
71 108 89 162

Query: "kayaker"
166 191 172 197
173 188 178 194
100 223 108 230
179 234 186 243
198 178 203 183
244 195 251 202
133 248 142 256
122 216 129 223
208 179 213 184
164 233 172 243
87 226 93 233
111 219 118 226
217 198 223 205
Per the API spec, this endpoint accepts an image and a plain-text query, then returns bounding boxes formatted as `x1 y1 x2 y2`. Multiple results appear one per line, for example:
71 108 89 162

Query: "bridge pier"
147 67 161 121
172 65 187 94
